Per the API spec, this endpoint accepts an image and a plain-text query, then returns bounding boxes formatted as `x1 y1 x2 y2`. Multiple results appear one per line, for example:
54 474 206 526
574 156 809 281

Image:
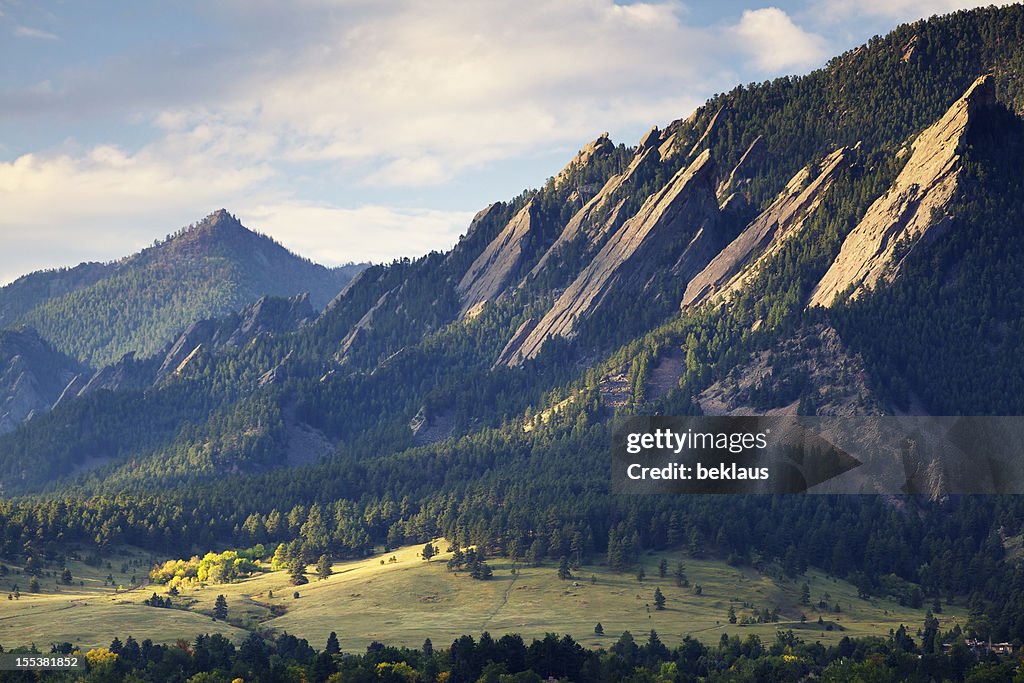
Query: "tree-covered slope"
2 210 366 368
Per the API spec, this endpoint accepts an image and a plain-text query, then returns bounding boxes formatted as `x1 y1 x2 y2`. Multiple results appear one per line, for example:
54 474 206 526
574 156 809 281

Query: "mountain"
0 209 367 368
4 3 1024 648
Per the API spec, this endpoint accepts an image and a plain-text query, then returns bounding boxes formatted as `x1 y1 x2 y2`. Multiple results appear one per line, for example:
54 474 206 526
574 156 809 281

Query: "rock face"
683 147 852 309
494 317 539 367
0 328 82 434
455 135 623 316
502 150 721 365
150 293 314 384
552 133 615 190
528 133 661 281
335 288 394 363
717 135 765 201
689 106 723 158
809 75 995 307
457 202 537 315
528 144 663 282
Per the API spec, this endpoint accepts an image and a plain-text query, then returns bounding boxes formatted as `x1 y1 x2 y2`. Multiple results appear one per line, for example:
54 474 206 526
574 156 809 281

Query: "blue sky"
0 0 1003 284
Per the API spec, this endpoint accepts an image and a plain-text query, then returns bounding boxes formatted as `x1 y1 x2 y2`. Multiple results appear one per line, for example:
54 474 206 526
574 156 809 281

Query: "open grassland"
0 542 964 652
0 547 248 649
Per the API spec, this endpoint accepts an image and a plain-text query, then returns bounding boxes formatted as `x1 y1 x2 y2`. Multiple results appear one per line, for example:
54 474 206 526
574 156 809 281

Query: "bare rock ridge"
494 317 539 368
336 288 395 363
717 135 765 201
552 133 614 190
151 293 314 384
527 131 662 281
690 106 723 158
502 150 721 366
456 134 621 316
809 74 995 307
457 202 536 316
683 146 852 309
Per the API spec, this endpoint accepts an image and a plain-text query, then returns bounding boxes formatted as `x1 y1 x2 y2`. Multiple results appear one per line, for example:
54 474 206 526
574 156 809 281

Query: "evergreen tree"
653 587 666 611
674 562 689 588
316 554 332 581
288 558 308 586
557 556 571 580
326 631 340 655
213 594 228 620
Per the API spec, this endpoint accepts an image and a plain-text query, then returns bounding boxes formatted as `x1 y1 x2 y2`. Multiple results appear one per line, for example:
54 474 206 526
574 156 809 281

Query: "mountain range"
3 3 1024 646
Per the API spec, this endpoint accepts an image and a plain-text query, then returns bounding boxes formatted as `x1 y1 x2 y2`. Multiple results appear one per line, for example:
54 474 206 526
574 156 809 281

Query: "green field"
0 547 248 650
0 542 964 652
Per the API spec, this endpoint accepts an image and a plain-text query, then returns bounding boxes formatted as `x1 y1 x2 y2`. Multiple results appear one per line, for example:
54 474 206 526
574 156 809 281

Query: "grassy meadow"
0 541 963 652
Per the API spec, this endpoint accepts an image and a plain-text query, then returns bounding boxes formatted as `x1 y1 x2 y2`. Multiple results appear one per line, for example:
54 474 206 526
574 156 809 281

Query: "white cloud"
733 7 828 72
813 0 1004 23
227 0 720 183
238 203 477 265
14 25 58 40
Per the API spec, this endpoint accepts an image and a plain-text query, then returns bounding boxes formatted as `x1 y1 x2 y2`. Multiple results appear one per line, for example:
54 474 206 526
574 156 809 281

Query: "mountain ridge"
1 209 367 368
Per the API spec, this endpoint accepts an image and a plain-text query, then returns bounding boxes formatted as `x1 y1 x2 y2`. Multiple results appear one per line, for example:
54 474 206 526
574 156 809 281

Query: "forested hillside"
0 210 366 368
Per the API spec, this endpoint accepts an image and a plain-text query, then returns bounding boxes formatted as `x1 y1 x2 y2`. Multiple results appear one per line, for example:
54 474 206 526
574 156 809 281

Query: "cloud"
238 203 477 265
14 25 58 40
231 0 721 183
813 0 1004 23
733 7 828 72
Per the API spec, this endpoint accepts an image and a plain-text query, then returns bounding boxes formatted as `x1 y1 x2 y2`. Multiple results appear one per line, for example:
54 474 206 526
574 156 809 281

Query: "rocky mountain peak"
456 201 537 316
809 75 997 307
501 149 721 365
684 146 852 309
552 133 615 190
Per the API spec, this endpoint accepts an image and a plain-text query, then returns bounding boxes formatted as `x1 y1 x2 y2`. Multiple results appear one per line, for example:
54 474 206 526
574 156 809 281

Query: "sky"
0 0 1005 285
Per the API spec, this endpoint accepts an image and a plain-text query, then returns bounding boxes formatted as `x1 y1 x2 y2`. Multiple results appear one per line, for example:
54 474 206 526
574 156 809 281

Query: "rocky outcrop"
409 405 456 446
336 288 394 363
689 106 723 157
152 293 314 384
457 202 536 315
494 317 538 367
155 319 218 383
0 328 82 434
502 150 721 365
528 131 662 281
809 75 995 307
461 203 501 243
683 146 852 309
78 353 149 395
717 135 765 201
552 133 615 190
228 293 314 346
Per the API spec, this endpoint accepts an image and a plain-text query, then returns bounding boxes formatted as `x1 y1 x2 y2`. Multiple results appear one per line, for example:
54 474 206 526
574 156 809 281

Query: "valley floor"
0 543 962 652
